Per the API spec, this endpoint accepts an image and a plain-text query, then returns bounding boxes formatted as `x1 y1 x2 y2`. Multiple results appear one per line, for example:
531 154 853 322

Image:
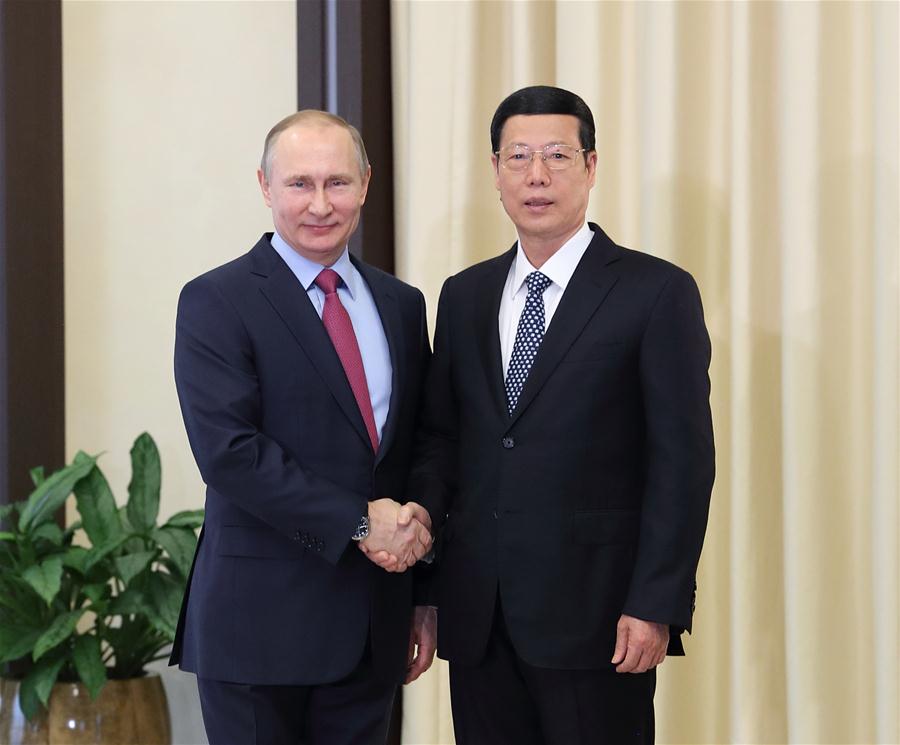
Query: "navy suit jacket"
412 224 715 669
170 234 430 685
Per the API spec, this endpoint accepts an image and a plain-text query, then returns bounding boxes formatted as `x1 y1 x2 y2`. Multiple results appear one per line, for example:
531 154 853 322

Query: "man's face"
258 123 370 266
492 114 596 251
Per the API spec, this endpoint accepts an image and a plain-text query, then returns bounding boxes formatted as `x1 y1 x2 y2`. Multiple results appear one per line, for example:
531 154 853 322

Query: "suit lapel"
353 258 404 467
251 238 372 451
508 225 621 428
476 248 516 420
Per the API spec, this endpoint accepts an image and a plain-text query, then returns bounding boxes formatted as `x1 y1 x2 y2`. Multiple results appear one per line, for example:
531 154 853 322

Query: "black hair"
490 85 596 154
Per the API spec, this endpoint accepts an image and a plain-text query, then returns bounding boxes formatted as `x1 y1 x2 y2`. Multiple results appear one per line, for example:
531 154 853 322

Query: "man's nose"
525 153 551 185
308 187 332 215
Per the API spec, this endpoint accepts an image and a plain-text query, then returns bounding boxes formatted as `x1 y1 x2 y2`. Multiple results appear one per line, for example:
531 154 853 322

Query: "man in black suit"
171 110 437 744
409 86 715 744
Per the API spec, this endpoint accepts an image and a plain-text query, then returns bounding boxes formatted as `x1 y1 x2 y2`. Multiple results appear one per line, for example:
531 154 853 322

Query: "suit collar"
350 256 405 466
248 233 284 277
252 234 403 460
268 232 365 301
507 223 621 427
507 222 594 300
475 247 517 420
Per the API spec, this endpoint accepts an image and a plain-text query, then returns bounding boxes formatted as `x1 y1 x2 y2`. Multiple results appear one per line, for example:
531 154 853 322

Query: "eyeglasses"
495 144 588 172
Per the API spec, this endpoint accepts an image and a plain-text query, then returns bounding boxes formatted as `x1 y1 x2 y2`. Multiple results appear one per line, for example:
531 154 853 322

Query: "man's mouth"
524 198 553 209
304 223 336 233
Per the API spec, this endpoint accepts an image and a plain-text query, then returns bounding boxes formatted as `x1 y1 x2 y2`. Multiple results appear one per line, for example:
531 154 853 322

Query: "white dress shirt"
498 223 594 376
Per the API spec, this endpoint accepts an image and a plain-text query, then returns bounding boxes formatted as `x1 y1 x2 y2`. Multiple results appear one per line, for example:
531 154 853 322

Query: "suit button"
501 437 515 449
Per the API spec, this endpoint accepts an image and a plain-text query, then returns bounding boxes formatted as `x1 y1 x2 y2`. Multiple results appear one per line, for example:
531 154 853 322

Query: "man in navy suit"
405 86 715 744
171 110 437 744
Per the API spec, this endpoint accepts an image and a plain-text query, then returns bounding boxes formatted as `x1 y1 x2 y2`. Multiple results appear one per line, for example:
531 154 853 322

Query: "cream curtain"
392 1 899 743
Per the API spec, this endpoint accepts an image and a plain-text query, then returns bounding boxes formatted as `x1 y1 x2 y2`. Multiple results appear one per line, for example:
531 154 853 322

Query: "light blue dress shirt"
270 232 393 444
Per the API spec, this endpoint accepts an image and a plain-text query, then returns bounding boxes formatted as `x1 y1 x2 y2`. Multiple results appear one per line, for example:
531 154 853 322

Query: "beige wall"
63 0 296 520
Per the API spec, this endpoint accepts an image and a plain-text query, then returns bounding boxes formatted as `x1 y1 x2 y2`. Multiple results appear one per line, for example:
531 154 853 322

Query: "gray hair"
260 110 369 181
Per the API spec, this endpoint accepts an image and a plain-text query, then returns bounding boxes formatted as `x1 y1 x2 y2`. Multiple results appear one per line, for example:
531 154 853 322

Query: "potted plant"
0 433 202 744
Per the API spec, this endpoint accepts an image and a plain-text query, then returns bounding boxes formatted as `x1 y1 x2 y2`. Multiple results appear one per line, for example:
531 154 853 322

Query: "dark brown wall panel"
0 0 65 507
297 0 395 273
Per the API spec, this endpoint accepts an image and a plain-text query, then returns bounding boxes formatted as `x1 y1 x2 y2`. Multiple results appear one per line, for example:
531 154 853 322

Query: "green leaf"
62 545 90 574
74 465 122 546
163 509 205 529
31 522 64 546
152 526 197 577
84 533 130 571
126 433 161 532
107 587 155 616
19 654 66 719
19 452 97 531
0 531 15 541
147 571 182 638
81 582 110 608
107 587 149 616
29 465 46 487
114 550 156 586
61 519 82 546
118 506 134 533
33 609 84 660
0 580 41 620
22 557 63 605
72 634 107 699
0 624 42 664
0 500 23 521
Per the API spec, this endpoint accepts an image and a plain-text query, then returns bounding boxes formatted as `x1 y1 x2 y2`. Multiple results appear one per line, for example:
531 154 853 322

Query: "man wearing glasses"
408 86 715 743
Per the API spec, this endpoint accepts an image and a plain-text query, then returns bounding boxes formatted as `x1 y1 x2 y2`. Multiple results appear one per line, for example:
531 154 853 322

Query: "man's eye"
509 153 527 160
330 180 348 187
548 151 568 160
292 181 307 188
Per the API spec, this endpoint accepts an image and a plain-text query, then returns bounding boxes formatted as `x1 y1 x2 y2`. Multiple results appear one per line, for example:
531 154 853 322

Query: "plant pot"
0 674 171 744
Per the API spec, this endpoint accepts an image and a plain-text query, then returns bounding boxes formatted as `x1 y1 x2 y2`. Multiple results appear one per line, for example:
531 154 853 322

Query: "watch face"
352 515 369 541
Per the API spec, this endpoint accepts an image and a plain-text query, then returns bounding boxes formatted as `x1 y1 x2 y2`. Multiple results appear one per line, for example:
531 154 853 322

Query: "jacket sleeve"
174 274 364 565
622 269 715 632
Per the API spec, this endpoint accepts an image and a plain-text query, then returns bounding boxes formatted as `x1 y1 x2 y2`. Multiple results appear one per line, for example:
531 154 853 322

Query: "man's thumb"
397 505 412 526
611 625 628 664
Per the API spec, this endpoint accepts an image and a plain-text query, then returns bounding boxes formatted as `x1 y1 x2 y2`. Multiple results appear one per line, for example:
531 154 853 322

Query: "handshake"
358 497 433 573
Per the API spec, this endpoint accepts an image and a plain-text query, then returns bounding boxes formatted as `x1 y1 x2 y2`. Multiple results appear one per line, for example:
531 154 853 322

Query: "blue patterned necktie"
505 271 552 415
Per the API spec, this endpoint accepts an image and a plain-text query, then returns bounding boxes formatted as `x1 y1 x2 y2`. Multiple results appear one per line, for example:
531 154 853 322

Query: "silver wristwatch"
351 515 369 541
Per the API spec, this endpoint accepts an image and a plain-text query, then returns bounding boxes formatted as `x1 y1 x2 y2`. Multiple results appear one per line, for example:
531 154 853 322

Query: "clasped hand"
358 498 432 572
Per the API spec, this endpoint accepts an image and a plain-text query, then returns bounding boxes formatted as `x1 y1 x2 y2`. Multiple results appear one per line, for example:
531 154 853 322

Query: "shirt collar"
270 231 358 299
508 222 594 300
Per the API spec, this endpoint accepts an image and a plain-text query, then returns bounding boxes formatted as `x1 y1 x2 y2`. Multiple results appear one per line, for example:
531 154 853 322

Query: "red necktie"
314 268 379 451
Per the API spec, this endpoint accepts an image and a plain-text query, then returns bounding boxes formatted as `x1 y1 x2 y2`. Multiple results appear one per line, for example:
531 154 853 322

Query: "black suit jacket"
412 224 715 670
170 234 430 685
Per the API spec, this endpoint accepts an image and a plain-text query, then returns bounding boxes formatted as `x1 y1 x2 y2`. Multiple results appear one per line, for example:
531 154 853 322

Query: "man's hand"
359 499 431 572
611 614 669 673
398 501 432 533
360 500 432 571
405 605 437 684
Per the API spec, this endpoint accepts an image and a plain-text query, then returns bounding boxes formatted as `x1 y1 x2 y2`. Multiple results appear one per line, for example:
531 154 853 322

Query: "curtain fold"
393 3 898 742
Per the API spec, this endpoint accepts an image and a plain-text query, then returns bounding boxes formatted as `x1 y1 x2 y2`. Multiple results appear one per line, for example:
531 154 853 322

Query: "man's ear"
359 165 372 206
492 154 501 191
585 150 598 188
258 169 272 207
